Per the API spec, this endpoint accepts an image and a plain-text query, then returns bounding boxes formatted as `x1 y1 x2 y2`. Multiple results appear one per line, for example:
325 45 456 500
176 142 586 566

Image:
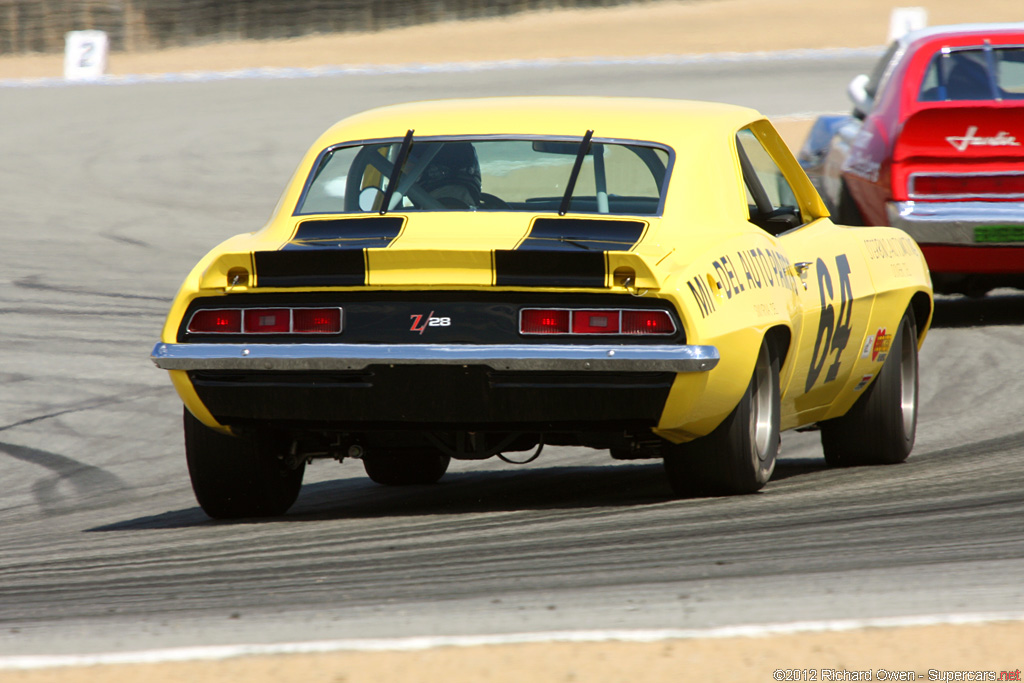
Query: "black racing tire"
183 409 304 519
835 181 865 226
362 451 451 486
820 307 918 466
663 337 780 496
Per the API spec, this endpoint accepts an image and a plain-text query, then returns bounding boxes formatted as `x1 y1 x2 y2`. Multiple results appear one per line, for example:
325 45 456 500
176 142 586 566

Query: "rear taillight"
244 308 290 334
622 310 675 334
520 309 571 334
909 172 1024 199
187 307 342 334
293 308 342 334
572 310 621 334
520 308 676 336
187 309 242 334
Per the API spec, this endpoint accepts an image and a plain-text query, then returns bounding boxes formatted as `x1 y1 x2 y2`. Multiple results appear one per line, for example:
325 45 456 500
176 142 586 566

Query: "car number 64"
805 254 854 392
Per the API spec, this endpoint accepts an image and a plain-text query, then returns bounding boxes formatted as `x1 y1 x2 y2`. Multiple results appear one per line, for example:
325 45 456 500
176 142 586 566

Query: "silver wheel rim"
899 321 918 437
752 344 775 461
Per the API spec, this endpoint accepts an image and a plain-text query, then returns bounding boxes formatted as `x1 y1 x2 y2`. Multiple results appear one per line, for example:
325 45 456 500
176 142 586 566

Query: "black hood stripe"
254 217 634 288
254 249 365 287
494 250 606 288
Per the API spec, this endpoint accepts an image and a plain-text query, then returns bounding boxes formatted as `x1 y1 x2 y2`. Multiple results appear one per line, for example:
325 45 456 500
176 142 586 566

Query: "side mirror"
847 73 872 119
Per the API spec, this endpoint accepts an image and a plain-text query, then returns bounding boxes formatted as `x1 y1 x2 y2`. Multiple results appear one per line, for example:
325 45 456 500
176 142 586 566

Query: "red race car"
801 23 1024 296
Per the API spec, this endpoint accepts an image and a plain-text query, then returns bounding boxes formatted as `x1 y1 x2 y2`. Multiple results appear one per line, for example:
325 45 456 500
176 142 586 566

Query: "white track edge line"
0 45 885 89
2 611 1023 671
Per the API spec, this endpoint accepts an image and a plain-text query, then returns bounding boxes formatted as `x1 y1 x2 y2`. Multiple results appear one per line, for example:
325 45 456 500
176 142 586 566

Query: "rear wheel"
363 450 451 486
820 308 918 466
663 338 780 495
184 409 304 519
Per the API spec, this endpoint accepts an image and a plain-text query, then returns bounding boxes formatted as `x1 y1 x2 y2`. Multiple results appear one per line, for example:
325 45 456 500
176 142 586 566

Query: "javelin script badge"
946 126 1021 152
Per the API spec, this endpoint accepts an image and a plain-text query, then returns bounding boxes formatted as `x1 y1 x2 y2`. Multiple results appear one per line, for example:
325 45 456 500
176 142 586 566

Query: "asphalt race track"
1 55 1023 657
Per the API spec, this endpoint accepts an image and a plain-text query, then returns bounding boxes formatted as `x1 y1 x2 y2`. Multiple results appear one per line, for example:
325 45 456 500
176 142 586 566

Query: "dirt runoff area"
3 0 1023 680
1 0 1021 80
5 621 1024 682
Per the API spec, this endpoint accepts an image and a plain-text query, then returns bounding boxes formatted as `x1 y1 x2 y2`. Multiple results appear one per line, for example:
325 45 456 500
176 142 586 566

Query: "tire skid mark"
14 276 171 302
0 390 163 433
0 441 134 516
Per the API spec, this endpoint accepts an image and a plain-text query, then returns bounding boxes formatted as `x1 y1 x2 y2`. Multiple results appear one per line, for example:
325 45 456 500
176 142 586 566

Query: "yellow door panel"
779 220 875 415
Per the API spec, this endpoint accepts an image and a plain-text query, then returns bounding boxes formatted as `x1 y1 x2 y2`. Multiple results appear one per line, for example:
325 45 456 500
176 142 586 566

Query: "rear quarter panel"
654 229 804 442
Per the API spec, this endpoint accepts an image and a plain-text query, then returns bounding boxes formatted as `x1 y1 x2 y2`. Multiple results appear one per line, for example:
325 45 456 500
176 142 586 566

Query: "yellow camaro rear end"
152 97 933 518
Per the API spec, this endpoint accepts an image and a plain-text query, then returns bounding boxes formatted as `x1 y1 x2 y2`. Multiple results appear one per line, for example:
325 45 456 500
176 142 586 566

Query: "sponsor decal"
871 329 892 362
974 225 1024 243
687 247 800 319
410 312 451 334
946 126 1021 152
861 335 875 359
862 235 918 260
854 374 874 391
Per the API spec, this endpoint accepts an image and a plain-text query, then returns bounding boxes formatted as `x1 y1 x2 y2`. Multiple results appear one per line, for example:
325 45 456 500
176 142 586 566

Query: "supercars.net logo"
410 311 451 334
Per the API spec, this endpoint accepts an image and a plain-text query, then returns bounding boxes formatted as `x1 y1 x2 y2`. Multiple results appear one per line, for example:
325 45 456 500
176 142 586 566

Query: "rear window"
295 137 672 216
919 46 1024 101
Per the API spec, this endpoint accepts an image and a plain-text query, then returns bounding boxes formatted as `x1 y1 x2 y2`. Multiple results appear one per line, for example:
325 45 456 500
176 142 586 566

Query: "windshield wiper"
558 237 594 250
379 129 414 215
558 129 594 216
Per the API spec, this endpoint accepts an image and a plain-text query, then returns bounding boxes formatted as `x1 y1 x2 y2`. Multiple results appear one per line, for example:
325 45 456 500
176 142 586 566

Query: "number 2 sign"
64 30 108 81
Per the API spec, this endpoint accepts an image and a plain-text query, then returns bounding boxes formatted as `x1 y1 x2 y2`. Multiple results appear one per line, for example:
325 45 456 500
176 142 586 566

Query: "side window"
865 40 901 101
299 146 364 214
995 48 1024 98
736 128 802 235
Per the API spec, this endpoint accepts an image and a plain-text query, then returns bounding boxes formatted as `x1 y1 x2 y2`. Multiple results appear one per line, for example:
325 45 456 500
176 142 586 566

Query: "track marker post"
888 8 928 42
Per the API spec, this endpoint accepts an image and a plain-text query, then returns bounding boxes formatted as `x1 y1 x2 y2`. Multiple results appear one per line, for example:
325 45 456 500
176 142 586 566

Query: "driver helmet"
419 142 482 205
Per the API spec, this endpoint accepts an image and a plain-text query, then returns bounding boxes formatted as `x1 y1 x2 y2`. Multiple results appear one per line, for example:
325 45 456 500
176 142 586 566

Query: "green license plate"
974 225 1024 243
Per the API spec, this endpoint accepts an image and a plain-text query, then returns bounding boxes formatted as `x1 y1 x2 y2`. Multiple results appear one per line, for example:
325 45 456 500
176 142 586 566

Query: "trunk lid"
891 105 1024 202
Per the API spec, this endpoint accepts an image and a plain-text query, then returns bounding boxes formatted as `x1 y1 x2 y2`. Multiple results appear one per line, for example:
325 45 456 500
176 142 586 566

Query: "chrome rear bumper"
150 342 720 373
886 201 1024 245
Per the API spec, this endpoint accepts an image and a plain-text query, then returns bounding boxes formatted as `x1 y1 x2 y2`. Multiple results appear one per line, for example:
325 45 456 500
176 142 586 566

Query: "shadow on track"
930 290 1024 329
0 441 135 516
87 455 833 531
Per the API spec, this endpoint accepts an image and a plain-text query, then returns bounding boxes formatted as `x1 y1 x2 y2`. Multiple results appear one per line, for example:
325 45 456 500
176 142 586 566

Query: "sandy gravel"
1 0 1021 80
3 1 1023 680
5 621 1024 682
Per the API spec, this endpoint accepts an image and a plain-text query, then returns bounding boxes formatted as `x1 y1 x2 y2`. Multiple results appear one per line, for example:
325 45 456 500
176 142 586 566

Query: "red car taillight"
187 307 342 334
520 309 571 334
520 308 676 336
910 172 1024 200
293 308 342 334
621 310 675 334
187 309 242 334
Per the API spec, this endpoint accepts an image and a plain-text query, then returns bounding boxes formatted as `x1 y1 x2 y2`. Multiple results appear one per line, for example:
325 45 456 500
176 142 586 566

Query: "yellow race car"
151 97 933 518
